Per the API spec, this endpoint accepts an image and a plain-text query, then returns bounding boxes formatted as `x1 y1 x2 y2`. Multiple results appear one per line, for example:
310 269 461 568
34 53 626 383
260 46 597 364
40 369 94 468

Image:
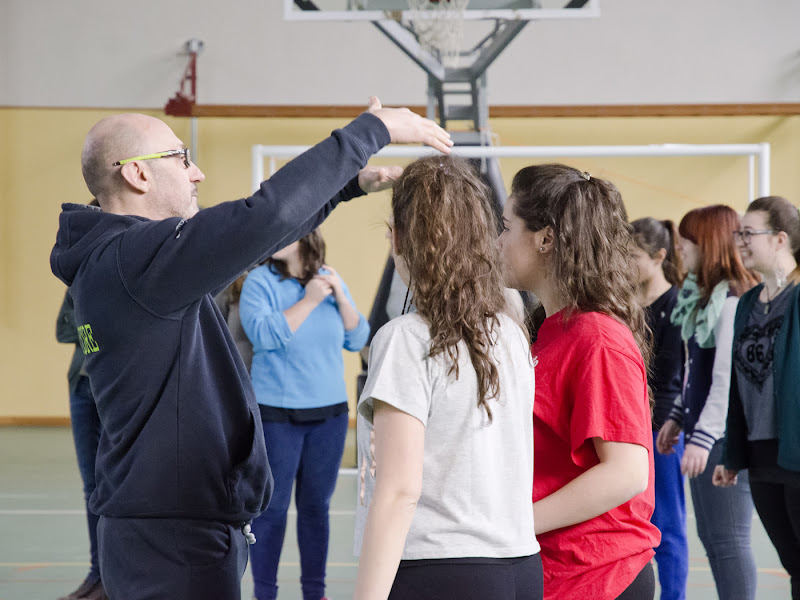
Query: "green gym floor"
0 427 791 600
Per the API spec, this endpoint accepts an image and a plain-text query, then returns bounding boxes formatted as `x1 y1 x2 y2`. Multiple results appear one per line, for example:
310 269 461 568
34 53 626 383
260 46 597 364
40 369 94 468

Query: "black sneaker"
81 580 108 600
57 575 105 600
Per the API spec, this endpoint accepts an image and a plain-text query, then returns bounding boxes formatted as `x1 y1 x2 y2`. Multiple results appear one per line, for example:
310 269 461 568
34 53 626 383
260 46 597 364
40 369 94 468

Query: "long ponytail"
631 217 684 286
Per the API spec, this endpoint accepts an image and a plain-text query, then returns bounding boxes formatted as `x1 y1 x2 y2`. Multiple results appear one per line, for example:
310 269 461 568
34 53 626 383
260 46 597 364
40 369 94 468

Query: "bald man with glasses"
51 98 451 600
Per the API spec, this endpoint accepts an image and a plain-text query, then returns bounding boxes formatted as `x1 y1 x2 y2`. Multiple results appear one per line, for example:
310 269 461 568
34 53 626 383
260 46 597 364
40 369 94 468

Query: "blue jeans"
69 375 102 581
651 431 688 600
689 440 756 600
250 413 348 600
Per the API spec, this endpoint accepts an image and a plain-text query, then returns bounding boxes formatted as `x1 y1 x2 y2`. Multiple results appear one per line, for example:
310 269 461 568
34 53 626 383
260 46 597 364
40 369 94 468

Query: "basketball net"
407 0 469 67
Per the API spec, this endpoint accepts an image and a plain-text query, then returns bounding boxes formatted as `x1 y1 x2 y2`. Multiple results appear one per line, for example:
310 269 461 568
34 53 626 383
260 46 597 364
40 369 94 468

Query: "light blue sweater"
240 264 369 409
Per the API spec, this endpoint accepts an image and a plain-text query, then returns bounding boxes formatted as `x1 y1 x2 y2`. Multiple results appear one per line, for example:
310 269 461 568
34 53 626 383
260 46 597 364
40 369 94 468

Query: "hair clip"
581 171 591 181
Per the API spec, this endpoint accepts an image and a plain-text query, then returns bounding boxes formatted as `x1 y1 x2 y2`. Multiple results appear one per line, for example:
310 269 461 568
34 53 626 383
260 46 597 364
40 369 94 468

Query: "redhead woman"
657 205 758 600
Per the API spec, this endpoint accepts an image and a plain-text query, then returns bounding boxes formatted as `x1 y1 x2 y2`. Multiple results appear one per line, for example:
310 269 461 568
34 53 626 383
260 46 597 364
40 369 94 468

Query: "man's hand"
681 444 710 479
367 97 453 154
358 166 404 194
656 419 682 455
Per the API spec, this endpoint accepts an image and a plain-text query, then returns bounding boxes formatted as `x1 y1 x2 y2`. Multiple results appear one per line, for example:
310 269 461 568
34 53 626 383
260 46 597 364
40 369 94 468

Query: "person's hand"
358 165 404 194
304 277 333 305
712 464 739 487
656 419 682 455
318 265 347 303
681 444 710 478
367 96 453 154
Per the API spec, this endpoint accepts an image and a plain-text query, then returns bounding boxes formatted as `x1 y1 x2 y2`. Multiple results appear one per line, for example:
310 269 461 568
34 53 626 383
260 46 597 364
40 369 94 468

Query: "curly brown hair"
392 156 507 421
510 164 651 366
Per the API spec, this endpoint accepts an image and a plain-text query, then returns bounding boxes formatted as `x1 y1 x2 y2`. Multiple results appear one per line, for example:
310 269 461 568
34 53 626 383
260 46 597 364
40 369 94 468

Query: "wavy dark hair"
510 164 650 365
678 205 756 305
631 217 684 286
746 196 800 284
267 229 326 286
392 156 507 421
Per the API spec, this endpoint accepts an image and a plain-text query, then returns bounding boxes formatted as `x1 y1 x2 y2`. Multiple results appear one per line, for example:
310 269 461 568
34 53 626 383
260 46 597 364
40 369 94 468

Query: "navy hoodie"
50 113 390 522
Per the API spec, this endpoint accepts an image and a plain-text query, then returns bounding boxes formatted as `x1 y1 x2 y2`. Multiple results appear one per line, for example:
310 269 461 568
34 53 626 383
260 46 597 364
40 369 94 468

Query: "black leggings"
388 553 543 600
750 480 800 600
615 561 655 600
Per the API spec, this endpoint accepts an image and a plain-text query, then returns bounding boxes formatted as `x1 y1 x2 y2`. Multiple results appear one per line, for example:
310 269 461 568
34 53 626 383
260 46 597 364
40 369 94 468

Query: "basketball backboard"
284 0 600 22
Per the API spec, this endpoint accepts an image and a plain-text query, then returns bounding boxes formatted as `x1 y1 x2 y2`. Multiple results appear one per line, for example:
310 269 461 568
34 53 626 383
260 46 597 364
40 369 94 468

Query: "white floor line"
0 509 85 515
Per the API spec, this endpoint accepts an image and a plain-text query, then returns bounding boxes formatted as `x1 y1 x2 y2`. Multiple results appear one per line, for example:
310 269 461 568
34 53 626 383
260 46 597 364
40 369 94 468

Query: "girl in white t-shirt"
353 156 541 600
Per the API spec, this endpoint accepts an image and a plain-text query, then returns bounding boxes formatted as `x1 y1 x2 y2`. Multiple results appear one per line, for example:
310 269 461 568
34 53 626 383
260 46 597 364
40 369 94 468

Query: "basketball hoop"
407 0 469 67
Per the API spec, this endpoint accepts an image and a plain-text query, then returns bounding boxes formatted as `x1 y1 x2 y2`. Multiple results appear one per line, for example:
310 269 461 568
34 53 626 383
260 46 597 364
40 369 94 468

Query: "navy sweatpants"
98 516 248 600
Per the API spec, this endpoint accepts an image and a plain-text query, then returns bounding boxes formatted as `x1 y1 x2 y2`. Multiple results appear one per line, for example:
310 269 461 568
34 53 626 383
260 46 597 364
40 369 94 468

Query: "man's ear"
119 161 151 193
776 230 790 252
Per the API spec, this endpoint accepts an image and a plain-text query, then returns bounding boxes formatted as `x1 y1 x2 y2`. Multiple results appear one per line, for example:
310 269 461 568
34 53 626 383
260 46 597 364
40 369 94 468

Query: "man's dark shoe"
57 576 107 600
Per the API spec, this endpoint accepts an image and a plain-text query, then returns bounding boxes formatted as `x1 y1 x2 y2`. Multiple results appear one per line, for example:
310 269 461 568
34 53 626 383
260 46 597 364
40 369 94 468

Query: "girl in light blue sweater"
240 229 369 600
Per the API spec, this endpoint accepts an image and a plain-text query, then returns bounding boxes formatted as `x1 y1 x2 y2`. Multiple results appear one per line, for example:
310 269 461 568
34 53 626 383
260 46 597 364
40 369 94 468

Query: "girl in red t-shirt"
498 164 661 600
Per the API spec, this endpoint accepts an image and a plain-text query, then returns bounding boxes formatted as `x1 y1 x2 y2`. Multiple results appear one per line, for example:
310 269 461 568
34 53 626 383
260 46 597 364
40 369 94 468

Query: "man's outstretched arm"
119 99 450 314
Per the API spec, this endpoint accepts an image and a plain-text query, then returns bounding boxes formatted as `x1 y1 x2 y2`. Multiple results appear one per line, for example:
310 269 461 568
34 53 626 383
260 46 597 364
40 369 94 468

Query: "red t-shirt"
533 311 659 600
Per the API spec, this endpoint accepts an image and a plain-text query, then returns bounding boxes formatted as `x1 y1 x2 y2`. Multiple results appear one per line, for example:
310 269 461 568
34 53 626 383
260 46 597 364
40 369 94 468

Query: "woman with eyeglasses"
656 205 758 600
353 156 541 600
714 196 800 599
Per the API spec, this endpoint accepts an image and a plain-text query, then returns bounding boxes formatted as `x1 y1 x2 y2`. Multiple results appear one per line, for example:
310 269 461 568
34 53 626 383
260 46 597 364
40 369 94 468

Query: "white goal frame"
252 143 771 202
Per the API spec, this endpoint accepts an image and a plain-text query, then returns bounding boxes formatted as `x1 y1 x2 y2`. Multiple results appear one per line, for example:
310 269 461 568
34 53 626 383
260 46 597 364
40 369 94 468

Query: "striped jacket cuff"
687 429 716 451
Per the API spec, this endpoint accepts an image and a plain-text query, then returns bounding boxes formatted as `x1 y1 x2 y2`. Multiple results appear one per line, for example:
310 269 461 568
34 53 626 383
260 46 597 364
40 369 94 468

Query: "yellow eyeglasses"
112 148 191 168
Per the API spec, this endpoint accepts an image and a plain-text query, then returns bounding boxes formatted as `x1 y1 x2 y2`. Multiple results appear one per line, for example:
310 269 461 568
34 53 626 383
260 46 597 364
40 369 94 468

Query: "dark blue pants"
651 431 688 600
250 413 348 600
98 516 248 600
69 375 102 581
689 440 756 600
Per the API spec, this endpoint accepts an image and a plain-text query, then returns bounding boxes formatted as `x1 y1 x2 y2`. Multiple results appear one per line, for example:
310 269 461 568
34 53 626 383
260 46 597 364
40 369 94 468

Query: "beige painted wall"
2 109 799 418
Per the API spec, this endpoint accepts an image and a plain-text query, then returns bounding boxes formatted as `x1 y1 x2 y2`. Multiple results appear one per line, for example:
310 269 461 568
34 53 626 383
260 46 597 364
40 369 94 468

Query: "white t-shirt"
354 312 539 560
